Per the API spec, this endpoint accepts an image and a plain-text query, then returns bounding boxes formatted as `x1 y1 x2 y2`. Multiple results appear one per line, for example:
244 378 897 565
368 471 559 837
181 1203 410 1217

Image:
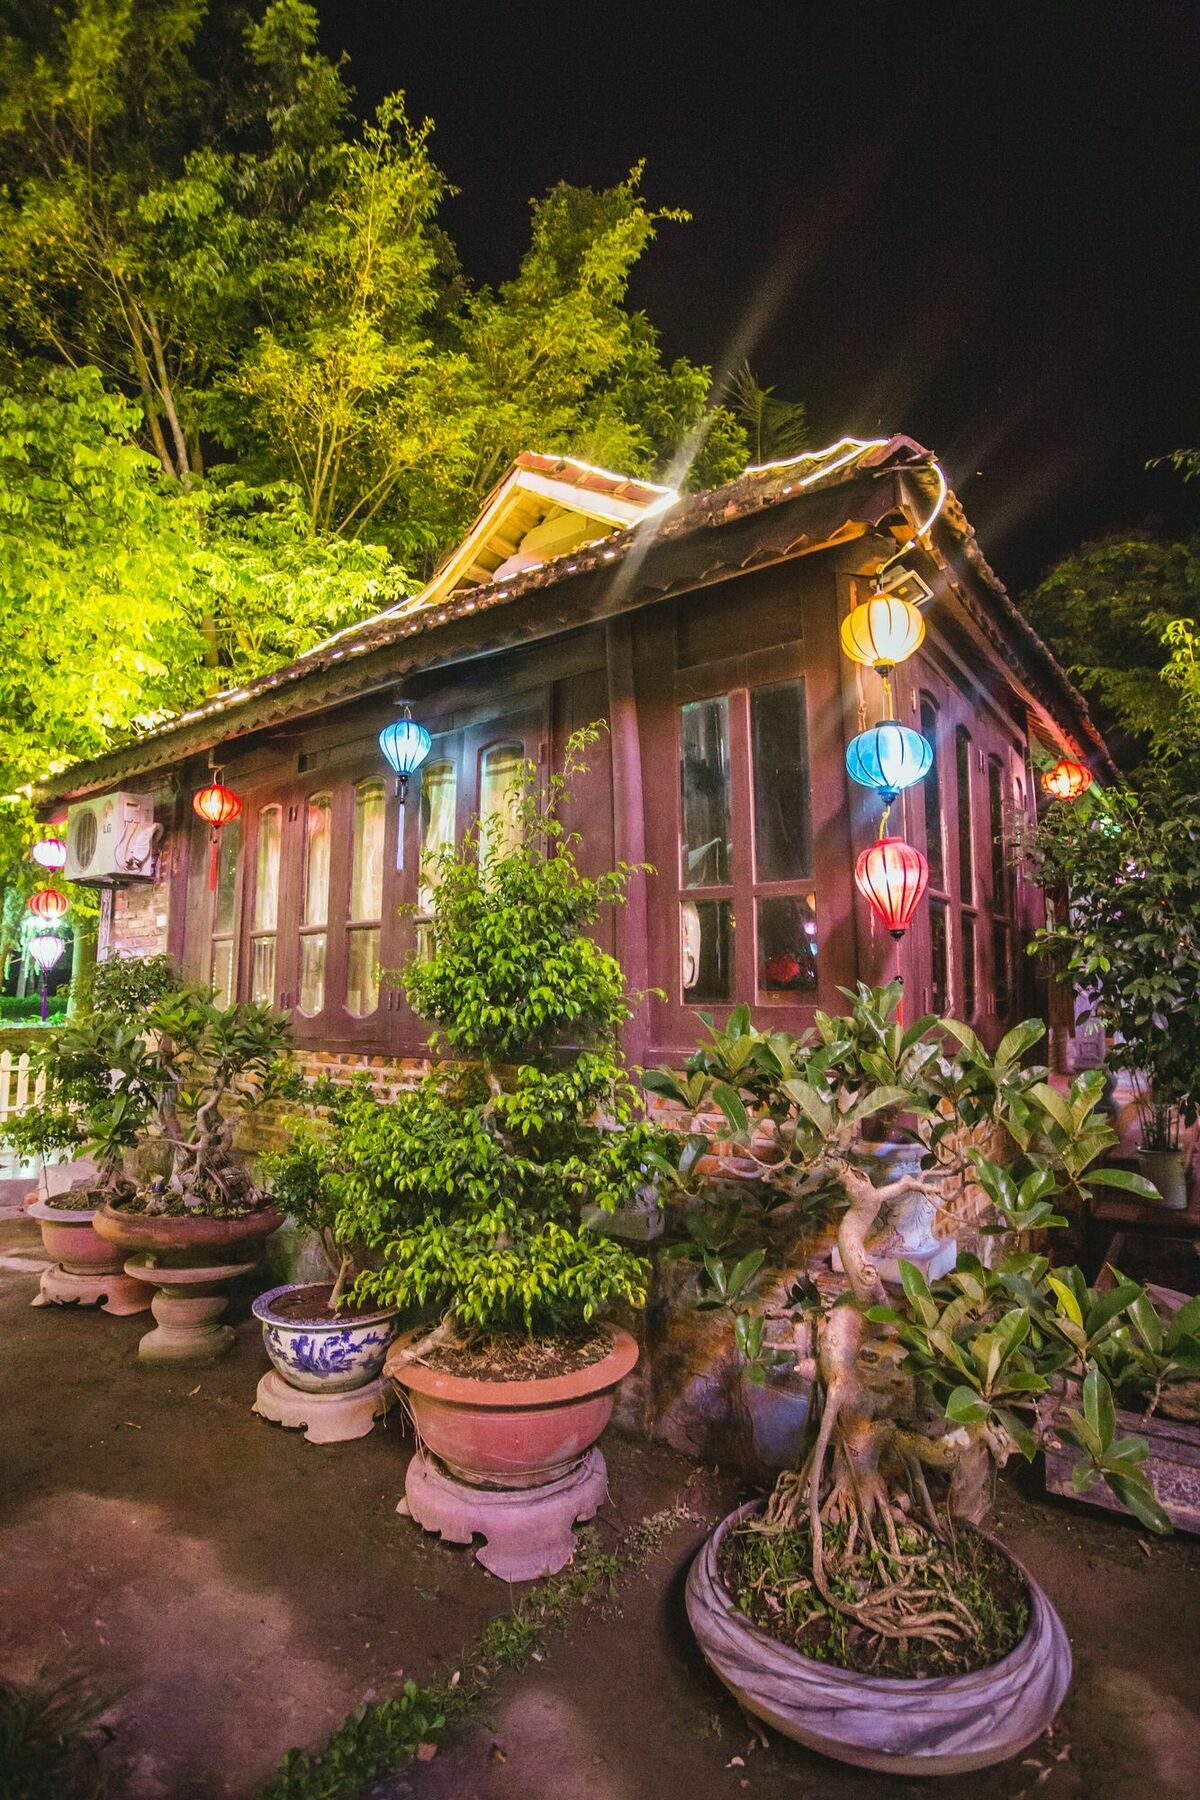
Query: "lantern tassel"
41 980 48 1023
209 828 219 891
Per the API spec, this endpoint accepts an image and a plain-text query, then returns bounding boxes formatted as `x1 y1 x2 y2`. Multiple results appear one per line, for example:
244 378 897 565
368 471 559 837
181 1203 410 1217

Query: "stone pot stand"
251 1282 401 1445
386 1327 639 1582
27 1199 150 1316
687 1502 1072 1777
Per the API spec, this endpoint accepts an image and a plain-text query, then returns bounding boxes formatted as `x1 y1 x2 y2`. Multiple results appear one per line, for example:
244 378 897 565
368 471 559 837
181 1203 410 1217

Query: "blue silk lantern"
846 722 932 804
378 705 432 804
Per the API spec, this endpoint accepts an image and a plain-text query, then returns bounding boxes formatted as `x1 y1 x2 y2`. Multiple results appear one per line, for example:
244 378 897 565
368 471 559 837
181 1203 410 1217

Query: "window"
478 741 525 867
298 792 331 1015
988 758 1007 901
751 682 812 881
919 696 945 889
987 757 1017 1018
210 815 241 1008
930 900 950 1013
675 680 819 1009
955 727 975 904
680 697 732 887
347 779 385 1016
962 913 977 1018
251 805 281 1005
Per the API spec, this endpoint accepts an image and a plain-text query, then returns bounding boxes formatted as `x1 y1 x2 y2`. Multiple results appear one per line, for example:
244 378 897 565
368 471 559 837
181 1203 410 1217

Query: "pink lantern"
32 835 67 872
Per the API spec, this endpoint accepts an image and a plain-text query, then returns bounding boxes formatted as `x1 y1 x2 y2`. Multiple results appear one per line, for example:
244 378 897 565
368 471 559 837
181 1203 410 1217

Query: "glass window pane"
254 806 281 931
351 780 386 921
302 794 332 927
992 918 1010 1007
956 728 974 904
419 758 457 913
962 912 977 1017
211 938 235 1010
757 893 818 1000
930 901 949 1014
298 933 326 1016
251 936 276 1006
214 816 240 935
478 742 525 867
347 926 380 1017
680 899 733 1003
680 696 732 888
919 698 945 890
751 682 813 882
987 760 1003 897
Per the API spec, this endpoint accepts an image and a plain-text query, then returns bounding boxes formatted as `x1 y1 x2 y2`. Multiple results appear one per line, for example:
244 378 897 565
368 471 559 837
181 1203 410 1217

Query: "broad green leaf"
945 1384 989 1423
1086 1166 1162 1200
1048 1276 1084 1328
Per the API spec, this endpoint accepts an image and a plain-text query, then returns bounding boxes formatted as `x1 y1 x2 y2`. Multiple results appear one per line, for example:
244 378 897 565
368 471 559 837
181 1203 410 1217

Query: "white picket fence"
0 1049 47 1181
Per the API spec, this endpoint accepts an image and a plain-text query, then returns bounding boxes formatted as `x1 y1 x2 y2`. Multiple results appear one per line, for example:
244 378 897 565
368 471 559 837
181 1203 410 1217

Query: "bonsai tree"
334 727 676 1360
0 953 181 1200
1027 778 1200 1157
260 1075 380 1305
653 985 1181 1670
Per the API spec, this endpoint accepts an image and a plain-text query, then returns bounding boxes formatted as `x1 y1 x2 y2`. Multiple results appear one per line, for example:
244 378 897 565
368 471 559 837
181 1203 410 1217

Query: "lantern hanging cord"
874 459 949 589
879 671 895 721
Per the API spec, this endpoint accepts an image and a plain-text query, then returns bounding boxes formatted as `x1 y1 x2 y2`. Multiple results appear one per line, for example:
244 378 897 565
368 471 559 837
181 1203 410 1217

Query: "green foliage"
282 731 670 1335
260 1681 446 1800
724 360 808 467
1027 779 1200 1140
0 994 68 1022
0 1666 111 1800
1021 533 1200 765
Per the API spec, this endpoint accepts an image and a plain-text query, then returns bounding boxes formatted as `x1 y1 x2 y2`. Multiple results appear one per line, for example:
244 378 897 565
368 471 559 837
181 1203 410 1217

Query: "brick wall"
105 812 176 962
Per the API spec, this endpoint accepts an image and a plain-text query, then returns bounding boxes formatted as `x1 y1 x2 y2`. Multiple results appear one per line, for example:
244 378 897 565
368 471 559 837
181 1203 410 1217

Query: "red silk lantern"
193 780 242 890
854 837 929 940
1041 758 1092 802
28 886 68 921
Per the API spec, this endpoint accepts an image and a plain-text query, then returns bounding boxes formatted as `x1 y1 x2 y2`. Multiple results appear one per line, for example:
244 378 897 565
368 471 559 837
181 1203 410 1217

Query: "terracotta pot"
27 1199 123 1276
253 1282 400 1394
687 1502 1072 1776
386 1325 639 1487
93 1199 282 1264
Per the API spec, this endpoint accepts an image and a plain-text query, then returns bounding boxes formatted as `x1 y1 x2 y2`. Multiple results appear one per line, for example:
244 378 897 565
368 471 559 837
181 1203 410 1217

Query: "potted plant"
0 954 179 1313
341 728 676 1577
250 1081 402 1441
660 990 1174 1775
1028 778 1200 1208
84 984 291 1359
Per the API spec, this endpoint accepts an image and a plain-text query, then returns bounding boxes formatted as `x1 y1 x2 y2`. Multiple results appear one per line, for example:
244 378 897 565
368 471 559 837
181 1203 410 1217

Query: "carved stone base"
399 1446 608 1581
34 1262 152 1316
124 1255 249 1362
253 1369 394 1444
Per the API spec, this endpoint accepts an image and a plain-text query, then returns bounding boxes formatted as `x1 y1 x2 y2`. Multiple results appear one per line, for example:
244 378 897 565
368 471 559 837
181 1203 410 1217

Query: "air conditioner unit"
63 792 161 884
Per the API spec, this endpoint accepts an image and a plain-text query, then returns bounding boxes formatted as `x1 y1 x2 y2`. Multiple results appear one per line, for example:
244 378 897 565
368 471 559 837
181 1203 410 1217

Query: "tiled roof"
36 436 1111 798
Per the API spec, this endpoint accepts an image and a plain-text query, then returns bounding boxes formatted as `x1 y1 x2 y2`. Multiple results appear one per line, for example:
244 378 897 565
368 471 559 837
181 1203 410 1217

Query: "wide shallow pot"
687 1502 1072 1777
28 1198 122 1275
1135 1146 1188 1210
253 1282 400 1394
386 1325 639 1487
94 1199 282 1263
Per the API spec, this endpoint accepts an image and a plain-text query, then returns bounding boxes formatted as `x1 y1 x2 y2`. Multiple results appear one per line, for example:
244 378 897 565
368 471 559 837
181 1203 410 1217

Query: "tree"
1020 533 1200 766
725 360 809 467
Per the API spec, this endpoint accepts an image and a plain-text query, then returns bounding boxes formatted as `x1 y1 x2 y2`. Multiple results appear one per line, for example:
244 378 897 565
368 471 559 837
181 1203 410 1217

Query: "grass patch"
0 1667 113 1800
718 1517 1030 1679
257 1498 701 1800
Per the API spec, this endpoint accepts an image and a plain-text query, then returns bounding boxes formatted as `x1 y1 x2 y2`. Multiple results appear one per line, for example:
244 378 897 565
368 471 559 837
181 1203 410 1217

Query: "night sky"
320 2 1200 594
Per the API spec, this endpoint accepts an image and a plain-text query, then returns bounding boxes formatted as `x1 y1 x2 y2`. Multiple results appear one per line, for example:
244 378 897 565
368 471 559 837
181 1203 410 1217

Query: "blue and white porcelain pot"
253 1282 400 1394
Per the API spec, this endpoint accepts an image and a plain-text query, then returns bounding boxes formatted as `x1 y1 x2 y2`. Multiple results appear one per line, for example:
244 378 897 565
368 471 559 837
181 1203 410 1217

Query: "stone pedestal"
34 1262 150 1316
399 1446 608 1581
123 1255 250 1362
253 1369 394 1444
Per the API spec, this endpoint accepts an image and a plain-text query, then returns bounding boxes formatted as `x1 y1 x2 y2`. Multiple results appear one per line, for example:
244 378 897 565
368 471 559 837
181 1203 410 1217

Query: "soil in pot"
266 1283 393 1326
420 1325 612 1382
718 1516 1029 1680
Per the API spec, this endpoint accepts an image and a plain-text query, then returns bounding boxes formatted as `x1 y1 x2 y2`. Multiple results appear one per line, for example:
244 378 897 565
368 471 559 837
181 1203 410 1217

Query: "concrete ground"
4 1200 1200 1800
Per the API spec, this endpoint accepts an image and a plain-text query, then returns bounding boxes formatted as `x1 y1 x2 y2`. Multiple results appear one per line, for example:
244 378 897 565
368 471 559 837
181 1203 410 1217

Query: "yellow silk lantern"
840 597 925 672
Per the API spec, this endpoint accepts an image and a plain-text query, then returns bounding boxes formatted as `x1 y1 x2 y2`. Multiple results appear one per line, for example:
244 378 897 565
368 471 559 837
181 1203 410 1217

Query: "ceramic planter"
1135 1146 1188 1210
386 1325 639 1486
687 1502 1072 1776
27 1196 151 1315
253 1282 400 1394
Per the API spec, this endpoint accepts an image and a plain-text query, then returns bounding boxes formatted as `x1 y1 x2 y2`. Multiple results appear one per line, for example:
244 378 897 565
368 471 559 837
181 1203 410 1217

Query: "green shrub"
0 994 68 1022
306 726 672 1338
